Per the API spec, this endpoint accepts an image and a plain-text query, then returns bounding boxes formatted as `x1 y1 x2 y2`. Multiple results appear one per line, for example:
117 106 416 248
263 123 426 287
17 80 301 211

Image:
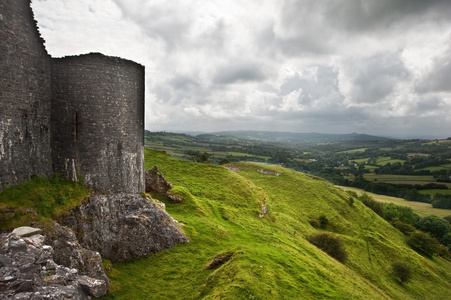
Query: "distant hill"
209 130 391 144
145 130 391 145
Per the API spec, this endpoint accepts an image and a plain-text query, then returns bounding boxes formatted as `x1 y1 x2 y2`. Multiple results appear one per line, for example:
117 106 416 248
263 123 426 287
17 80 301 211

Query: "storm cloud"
32 0 451 138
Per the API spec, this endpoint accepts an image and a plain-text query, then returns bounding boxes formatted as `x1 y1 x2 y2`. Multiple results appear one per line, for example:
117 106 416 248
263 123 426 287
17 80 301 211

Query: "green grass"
376 157 406 166
339 148 367 154
419 189 451 196
350 157 370 164
363 174 435 183
339 186 451 218
103 149 451 299
0 175 91 230
417 164 451 172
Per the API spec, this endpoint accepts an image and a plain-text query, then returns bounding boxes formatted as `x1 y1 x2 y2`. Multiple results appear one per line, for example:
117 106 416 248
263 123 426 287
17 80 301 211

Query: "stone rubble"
0 228 108 299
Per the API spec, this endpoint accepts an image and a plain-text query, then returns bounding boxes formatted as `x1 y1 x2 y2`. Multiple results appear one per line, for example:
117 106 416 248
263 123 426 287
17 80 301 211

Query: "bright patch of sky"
33 0 451 138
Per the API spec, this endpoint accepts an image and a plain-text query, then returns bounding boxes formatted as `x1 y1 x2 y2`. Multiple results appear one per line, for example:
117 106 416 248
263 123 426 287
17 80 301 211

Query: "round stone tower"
51 53 145 193
0 0 53 191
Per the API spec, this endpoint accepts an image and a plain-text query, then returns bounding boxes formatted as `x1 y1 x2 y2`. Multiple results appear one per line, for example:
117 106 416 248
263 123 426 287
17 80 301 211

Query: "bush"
407 231 441 257
415 215 450 241
359 193 384 217
384 203 420 225
391 220 416 236
319 215 329 228
392 262 412 284
309 232 348 263
309 219 321 228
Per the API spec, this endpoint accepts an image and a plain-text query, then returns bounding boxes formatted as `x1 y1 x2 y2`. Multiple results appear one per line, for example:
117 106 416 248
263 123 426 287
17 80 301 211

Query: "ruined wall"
0 0 53 191
51 53 145 193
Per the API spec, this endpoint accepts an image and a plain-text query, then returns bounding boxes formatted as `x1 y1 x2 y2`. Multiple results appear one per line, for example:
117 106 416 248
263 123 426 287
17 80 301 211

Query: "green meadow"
103 149 451 299
2 149 451 299
339 186 451 218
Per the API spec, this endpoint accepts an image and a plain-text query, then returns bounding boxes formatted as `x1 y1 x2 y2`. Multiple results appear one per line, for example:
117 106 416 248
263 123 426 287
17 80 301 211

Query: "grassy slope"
0 176 92 230
339 186 451 218
104 149 451 299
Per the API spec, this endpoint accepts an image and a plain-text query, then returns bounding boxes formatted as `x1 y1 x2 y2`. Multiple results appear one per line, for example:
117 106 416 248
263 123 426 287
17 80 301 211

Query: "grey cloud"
417 48 451 93
324 0 451 32
213 63 266 85
280 0 451 34
113 0 193 50
273 0 451 56
33 0 451 138
279 66 343 106
416 97 443 111
349 53 409 104
169 75 199 90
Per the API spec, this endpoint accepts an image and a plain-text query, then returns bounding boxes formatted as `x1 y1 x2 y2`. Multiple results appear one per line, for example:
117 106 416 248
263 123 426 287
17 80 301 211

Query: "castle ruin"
0 0 145 193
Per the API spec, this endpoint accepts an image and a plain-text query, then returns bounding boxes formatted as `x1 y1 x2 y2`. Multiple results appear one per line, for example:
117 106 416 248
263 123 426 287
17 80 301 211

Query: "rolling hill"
103 149 451 299
209 130 392 144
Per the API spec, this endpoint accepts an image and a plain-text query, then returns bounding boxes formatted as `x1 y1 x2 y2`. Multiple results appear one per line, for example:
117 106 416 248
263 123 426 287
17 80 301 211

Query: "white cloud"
32 0 451 138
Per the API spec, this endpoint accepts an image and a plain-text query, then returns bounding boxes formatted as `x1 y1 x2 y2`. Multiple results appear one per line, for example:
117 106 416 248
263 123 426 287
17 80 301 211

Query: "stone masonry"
0 0 145 193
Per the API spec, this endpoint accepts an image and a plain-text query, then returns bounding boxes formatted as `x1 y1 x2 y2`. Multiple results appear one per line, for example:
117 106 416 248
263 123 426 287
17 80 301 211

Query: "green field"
2 149 451 299
419 189 451 196
339 148 367 154
338 186 451 218
101 149 451 299
363 174 435 183
350 157 369 164
376 157 406 166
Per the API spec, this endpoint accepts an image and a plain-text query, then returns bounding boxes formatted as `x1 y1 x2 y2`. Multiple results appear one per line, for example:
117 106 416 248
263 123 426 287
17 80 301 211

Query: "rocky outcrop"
257 169 282 176
145 165 173 193
0 230 108 299
44 222 109 286
64 193 189 262
166 192 184 203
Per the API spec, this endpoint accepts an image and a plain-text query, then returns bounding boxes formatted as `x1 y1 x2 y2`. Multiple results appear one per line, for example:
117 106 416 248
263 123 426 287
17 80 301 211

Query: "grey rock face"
0 231 108 299
145 165 173 193
64 193 189 262
44 222 109 286
11 227 42 238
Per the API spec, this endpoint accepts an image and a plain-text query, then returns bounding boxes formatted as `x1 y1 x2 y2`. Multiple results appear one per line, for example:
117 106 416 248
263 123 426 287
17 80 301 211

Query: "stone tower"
0 0 145 193
0 0 53 190
51 54 145 193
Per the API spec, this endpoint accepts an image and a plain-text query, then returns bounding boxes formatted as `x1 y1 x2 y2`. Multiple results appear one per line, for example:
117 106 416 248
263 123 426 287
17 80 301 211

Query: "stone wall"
0 0 145 194
51 53 145 193
0 0 53 192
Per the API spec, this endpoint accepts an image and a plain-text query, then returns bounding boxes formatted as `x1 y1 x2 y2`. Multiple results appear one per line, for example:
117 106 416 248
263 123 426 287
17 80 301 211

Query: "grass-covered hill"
104 149 451 299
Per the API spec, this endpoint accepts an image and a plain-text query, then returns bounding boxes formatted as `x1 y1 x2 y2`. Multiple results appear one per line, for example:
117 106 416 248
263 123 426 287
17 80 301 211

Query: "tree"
407 231 441 257
309 232 348 263
384 203 420 225
359 193 384 217
392 262 412 284
415 215 450 241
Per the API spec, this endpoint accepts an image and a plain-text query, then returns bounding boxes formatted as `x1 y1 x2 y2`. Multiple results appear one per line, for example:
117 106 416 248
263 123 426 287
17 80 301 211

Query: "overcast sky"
32 0 451 138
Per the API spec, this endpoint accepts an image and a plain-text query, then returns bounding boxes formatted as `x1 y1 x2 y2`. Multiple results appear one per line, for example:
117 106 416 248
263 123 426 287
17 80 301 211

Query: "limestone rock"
65 193 189 261
166 192 183 203
44 222 109 286
0 231 107 299
145 165 173 193
11 226 42 237
77 275 109 298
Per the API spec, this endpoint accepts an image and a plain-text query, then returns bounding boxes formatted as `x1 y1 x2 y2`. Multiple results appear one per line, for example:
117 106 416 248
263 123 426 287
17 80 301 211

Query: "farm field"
376 156 406 165
144 131 451 207
338 147 367 153
419 189 451 196
363 174 435 183
339 186 451 218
